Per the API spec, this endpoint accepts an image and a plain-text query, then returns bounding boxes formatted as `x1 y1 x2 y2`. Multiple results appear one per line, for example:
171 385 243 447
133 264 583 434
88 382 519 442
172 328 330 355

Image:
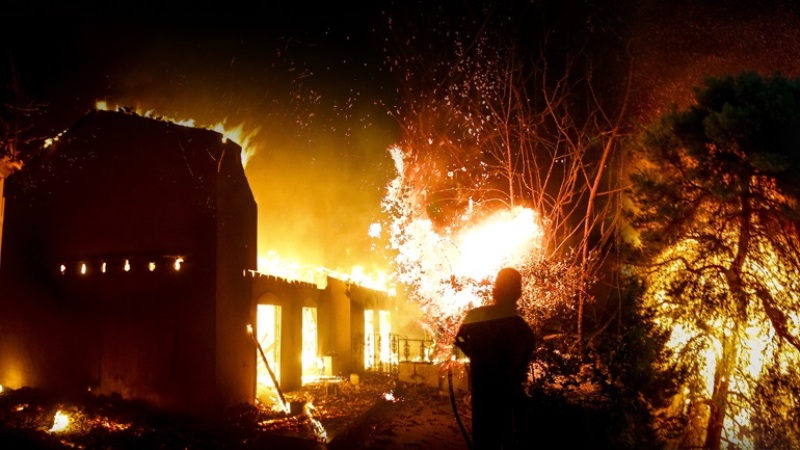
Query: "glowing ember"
49 410 70 433
303 402 328 442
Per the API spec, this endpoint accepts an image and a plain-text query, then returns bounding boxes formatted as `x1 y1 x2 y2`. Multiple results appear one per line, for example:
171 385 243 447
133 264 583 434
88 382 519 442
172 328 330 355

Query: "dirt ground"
326 381 472 450
0 373 473 449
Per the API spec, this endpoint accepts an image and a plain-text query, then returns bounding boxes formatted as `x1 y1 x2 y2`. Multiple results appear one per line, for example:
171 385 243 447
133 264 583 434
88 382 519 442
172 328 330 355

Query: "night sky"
2 1 399 275
3 0 800 275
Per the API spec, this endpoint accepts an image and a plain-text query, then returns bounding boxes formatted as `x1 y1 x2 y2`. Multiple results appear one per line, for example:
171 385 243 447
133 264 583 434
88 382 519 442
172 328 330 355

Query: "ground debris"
0 373 399 449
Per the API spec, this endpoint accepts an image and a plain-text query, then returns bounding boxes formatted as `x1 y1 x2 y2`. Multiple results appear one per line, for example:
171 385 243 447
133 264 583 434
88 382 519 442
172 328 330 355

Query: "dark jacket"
455 304 535 398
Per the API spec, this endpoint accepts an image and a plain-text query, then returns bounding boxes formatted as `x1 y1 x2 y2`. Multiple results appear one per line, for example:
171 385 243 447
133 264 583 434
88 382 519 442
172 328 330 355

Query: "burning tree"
629 72 800 449
377 4 632 370
1 61 42 263
0 55 41 176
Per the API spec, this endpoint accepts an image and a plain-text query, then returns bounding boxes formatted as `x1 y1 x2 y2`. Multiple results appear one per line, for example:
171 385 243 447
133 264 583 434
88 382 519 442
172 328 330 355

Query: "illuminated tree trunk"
704 328 740 450
705 192 751 449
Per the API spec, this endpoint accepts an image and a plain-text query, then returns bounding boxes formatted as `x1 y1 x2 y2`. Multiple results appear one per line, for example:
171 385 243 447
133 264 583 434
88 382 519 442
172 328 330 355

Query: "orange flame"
93 101 387 289
94 101 258 168
49 410 70 433
452 207 542 280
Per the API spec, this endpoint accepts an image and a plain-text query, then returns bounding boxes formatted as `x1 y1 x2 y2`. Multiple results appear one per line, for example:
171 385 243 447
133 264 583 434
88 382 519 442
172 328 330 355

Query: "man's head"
493 267 522 306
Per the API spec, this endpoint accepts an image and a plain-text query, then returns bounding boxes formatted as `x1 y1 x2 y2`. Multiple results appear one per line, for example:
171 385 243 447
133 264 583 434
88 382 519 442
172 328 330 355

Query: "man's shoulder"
461 305 493 324
461 304 515 324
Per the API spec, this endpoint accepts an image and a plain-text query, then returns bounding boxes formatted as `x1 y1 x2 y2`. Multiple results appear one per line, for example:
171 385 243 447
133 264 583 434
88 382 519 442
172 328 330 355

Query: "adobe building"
0 109 257 417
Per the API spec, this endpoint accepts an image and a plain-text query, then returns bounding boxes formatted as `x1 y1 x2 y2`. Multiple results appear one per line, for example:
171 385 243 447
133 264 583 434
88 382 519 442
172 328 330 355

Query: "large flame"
398 206 542 322
94 101 388 289
49 410 70 433
380 145 544 353
647 236 800 447
452 207 541 280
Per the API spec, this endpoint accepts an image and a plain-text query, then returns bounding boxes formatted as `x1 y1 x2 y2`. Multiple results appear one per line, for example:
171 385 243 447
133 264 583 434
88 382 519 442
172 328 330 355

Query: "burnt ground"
325 380 471 450
0 373 472 450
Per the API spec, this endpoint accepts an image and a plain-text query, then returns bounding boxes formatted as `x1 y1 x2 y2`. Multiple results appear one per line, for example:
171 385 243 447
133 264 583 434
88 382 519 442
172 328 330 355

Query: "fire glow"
452 207 541 280
95 101 258 169
57 256 186 275
49 410 70 433
381 145 544 349
95 101 388 292
646 238 800 447
256 251 389 292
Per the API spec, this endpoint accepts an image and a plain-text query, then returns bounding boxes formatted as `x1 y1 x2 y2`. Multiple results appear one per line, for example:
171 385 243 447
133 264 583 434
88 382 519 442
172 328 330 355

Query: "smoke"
5 0 800 277
3 16 400 275
114 39 395 272
628 0 800 123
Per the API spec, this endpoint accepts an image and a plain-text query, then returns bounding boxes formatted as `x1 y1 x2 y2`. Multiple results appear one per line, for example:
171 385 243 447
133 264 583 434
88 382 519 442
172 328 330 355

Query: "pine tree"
629 72 800 449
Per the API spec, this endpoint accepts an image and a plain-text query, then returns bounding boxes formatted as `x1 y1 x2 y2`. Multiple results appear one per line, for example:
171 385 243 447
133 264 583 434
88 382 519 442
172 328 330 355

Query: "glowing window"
255 303 283 411
301 307 321 384
364 308 392 371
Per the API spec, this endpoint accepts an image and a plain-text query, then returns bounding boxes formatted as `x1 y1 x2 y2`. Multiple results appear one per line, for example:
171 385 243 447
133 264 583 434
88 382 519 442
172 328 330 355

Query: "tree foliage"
378 4 675 448
628 72 800 449
1 56 44 177
380 0 631 345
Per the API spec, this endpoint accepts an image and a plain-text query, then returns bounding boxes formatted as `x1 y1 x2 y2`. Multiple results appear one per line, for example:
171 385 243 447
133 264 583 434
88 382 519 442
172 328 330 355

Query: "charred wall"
0 109 257 417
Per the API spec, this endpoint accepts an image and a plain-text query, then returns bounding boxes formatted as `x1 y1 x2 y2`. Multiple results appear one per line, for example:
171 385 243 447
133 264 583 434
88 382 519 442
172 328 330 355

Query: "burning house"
249 273 394 402
0 109 258 417
0 108 403 422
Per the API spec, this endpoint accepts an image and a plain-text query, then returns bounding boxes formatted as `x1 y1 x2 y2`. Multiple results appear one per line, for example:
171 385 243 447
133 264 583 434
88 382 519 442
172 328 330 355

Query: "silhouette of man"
455 267 536 450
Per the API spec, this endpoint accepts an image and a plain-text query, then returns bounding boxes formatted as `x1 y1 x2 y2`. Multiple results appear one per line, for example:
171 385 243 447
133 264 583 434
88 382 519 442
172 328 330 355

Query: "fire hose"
448 368 473 450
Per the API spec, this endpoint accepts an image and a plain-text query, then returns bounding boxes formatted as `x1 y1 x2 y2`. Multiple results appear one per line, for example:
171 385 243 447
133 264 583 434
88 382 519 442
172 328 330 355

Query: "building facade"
0 110 257 417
